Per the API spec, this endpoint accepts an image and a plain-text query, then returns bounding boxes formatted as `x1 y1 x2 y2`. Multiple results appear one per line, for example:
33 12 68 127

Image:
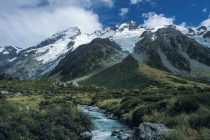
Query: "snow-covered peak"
0 46 22 54
149 25 166 32
175 25 189 34
115 21 141 31
50 27 81 39
175 25 210 48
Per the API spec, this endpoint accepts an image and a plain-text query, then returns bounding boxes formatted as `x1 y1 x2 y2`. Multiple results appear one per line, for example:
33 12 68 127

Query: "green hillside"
80 55 208 89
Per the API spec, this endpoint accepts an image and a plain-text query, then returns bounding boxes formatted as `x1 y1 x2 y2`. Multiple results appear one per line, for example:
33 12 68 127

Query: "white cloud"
130 0 152 4
203 8 207 13
142 12 175 28
119 8 129 17
130 0 143 4
180 22 186 27
200 18 210 29
0 0 116 48
101 0 114 8
0 7 102 48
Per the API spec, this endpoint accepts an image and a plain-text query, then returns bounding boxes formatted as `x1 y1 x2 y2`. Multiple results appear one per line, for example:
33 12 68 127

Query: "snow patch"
0 47 4 52
8 57 17 62
110 28 146 53
150 25 166 32
36 58 63 78
3 51 9 54
71 34 97 50
151 35 157 41
35 28 80 64
176 26 189 34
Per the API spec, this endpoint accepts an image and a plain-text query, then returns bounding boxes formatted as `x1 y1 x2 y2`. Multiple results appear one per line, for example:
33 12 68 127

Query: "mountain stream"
78 105 131 140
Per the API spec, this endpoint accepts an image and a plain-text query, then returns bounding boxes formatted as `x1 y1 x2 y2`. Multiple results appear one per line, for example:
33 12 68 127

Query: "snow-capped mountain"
133 25 210 79
1 21 210 80
0 21 146 79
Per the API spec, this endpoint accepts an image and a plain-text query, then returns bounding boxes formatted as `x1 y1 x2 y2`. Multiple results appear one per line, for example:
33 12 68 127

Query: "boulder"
135 122 170 140
53 82 67 88
79 131 93 140
14 92 22 97
1 90 9 94
58 82 63 87
111 129 133 139
70 82 79 87
111 129 120 136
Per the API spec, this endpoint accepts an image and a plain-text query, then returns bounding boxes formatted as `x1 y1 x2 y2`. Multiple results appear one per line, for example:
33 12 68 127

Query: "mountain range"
1 21 210 83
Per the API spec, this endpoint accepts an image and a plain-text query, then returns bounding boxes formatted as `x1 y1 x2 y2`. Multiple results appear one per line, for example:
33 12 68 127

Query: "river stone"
111 130 120 136
136 122 170 140
79 131 93 140
14 92 22 97
112 129 133 139
69 82 79 87
1 90 9 94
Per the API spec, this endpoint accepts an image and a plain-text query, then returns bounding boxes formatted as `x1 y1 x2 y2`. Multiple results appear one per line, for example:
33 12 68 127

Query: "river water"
78 105 129 140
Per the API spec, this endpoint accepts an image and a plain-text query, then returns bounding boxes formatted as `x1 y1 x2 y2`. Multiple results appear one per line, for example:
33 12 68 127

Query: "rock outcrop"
134 122 170 140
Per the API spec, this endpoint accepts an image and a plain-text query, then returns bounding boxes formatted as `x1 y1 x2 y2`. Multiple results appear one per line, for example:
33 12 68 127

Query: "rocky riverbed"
78 105 171 140
78 105 133 140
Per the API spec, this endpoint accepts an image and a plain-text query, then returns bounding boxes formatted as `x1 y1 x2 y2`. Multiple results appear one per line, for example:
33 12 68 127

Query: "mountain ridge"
1 21 210 80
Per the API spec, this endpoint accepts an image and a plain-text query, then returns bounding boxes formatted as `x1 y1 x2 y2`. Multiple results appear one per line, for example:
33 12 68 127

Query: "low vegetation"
1 69 210 139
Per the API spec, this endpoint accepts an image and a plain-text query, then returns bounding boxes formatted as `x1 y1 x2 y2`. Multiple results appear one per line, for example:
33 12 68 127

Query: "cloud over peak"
0 0 117 48
142 12 175 28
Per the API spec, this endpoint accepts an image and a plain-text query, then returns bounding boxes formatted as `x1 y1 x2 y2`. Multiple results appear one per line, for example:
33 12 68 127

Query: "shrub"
132 107 151 126
163 130 185 140
172 97 199 114
120 98 142 112
165 119 178 128
189 114 210 129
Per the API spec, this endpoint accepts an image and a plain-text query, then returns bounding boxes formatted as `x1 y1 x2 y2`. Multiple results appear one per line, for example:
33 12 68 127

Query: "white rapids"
78 105 128 140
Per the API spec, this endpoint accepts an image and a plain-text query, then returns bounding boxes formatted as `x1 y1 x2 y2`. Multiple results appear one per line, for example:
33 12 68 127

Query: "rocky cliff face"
133 25 210 79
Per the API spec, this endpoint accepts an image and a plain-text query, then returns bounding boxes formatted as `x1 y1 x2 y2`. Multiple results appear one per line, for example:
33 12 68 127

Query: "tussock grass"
7 95 43 110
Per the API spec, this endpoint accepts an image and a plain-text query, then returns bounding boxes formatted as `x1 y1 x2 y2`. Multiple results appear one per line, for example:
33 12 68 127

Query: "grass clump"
172 97 200 114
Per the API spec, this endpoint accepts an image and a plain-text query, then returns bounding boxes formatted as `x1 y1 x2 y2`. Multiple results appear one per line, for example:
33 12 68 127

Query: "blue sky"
0 0 210 48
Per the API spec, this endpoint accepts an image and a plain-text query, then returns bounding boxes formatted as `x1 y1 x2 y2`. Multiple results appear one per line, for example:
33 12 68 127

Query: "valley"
1 21 210 140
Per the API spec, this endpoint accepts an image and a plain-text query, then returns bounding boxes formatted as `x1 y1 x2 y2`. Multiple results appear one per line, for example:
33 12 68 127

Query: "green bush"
131 107 151 126
189 114 210 129
172 97 199 114
165 119 178 128
120 97 142 112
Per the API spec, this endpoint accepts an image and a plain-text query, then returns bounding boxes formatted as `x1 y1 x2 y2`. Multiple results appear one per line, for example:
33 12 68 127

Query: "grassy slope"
1 59 210 140
80 55 208 89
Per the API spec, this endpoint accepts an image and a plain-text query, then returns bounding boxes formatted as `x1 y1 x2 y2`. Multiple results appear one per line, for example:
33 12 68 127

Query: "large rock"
14 92 22 97
111 129 133 139
70 82 79 88
135 122 170 140
79 131 93 140
1 90 9 94
53 82 67 88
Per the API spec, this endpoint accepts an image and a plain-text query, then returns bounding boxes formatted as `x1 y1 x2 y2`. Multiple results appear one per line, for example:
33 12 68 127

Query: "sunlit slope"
80 55 208 89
